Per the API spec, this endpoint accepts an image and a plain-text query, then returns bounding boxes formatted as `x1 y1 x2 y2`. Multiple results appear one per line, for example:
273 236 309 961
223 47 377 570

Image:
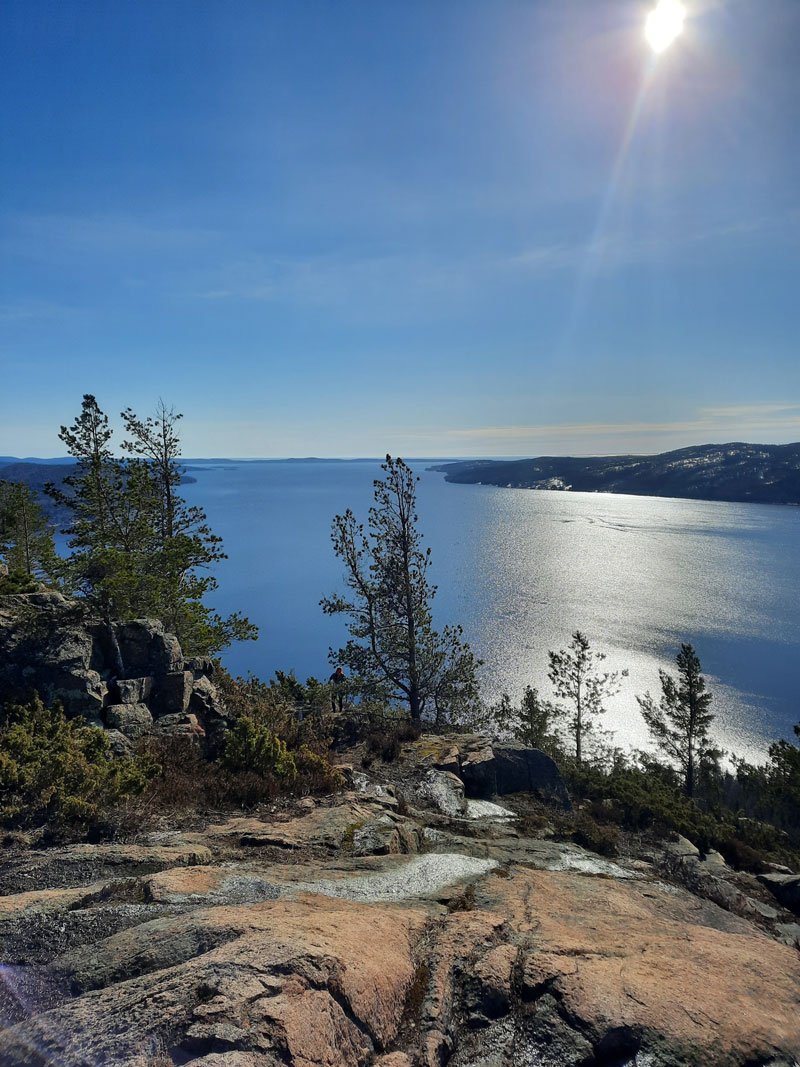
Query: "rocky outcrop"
1 776 798 1066
0 593 227 748
0 592 109 717
758 872 800 915
446 867 800 1067
411 733 572 810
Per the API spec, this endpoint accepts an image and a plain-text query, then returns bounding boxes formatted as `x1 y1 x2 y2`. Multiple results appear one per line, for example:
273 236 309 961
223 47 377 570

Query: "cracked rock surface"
1 742 799 1066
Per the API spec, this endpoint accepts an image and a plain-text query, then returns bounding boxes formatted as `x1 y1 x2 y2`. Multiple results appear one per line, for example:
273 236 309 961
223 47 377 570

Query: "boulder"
459 746 497 799
776 922 800 949
115 676 153 705
185 656 215 679
701 849 728 870
115 620 183 676
758 872 800 915
493 746 571 809
352 815 408 856
457 744 571 809
104 729 135 758
663 834 701 860
189 675 226 719
0 596 109 715
55 671 109 717
153 712 205 739
418 770 467 818
189 675 229 755
432 745 461 777
105 703 153 740
152 670 193 716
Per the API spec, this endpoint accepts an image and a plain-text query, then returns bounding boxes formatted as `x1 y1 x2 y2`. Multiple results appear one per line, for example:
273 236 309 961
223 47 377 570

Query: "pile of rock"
0 592 228 753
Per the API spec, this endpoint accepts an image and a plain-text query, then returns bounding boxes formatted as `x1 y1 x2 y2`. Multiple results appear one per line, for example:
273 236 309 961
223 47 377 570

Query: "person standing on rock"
329 666 346 712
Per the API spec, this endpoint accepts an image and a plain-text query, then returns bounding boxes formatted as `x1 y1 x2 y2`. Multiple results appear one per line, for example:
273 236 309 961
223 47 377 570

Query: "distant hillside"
431 443 800 505
0 461 78 496
0 460 196 507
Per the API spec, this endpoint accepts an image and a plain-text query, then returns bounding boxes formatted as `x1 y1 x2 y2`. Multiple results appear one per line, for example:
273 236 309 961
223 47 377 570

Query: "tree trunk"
21 495 32 576
409 685 422 721
105 617 125 677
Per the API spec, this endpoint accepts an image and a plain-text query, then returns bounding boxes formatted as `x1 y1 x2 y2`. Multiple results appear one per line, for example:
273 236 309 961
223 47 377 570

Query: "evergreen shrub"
0 696 153 834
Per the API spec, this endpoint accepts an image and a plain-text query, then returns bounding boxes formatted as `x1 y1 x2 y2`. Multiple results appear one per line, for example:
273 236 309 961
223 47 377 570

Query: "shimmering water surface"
182 460 800 762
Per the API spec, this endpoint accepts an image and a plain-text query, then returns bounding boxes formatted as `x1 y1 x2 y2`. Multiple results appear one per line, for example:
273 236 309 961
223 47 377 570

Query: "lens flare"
645 0 686 53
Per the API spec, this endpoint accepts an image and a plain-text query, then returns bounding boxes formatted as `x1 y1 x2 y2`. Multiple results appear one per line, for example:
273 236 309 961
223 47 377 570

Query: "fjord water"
182 460 800 762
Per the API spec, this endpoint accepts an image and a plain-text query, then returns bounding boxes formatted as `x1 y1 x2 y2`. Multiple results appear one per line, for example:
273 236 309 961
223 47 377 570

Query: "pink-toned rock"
0 896 427 1066
206 802 417 855
500 869 800 1065
259 987 372 1066
471 942 517 1017
375 1054 413 1067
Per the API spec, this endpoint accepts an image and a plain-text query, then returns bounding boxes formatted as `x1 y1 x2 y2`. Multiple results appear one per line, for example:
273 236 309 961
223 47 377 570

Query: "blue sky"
2 0 798 457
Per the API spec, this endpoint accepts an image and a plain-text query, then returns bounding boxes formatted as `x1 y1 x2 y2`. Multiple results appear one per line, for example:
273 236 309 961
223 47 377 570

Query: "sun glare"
645 0 686 54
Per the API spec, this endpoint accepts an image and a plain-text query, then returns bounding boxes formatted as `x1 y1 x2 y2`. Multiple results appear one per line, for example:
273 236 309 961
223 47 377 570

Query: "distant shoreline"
430 442 800 508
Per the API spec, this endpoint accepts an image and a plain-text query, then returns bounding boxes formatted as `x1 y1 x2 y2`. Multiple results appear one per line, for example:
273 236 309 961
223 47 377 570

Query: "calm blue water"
181 460 800 762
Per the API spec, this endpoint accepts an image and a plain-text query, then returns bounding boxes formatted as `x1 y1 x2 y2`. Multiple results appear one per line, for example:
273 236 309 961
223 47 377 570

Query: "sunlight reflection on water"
424 480 800 762
183 462 800 763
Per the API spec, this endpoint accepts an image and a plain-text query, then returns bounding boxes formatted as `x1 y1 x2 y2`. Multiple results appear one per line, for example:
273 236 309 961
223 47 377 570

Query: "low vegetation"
0 696 153 837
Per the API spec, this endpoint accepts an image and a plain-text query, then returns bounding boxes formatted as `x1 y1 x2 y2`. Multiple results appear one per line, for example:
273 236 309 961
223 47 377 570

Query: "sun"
644 0 686 54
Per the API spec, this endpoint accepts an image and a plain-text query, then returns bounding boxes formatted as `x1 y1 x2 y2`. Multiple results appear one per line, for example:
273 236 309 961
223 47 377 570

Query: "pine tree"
548 631 626 764
0 480 58 586
321 455 480 721
51 395 161 613
120 401 255 655
767 722 800 795
493 685 560 752
49 395 256 662
637 643 719 798
47 395 152 671
121 400 182 542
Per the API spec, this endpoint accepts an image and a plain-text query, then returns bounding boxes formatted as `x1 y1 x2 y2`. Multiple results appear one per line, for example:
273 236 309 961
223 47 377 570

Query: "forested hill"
0 461 79 497
0 460 196 499
431 443 800 505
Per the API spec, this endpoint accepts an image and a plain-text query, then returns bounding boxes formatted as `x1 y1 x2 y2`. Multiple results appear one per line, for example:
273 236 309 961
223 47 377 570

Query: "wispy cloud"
191 206 800 312
698 402 800 420
4 201 796 312
1 212 220 267
0 299 78 323
439 404 800 456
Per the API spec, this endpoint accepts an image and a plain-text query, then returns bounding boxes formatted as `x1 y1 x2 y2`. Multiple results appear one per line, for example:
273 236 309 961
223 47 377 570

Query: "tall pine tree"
637 643 719 797
120 401 254 655
49 395 256 665
321 455 479 721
